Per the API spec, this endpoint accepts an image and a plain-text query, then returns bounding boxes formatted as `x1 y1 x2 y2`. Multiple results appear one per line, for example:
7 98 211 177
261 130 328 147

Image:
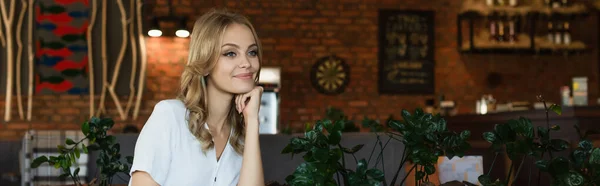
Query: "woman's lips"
234 73 253 79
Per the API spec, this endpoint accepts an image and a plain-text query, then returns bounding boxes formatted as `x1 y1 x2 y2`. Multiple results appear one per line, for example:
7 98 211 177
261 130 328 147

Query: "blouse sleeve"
129 101 175 185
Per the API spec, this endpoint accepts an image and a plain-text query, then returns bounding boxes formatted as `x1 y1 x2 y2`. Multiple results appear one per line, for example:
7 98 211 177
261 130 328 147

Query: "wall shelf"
457 0 591 55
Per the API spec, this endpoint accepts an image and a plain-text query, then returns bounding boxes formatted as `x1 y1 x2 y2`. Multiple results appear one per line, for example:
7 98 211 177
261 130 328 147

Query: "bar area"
1 0 600 186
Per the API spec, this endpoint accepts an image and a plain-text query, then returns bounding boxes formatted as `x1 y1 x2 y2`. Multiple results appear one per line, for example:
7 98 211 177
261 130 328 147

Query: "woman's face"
207 23 260 94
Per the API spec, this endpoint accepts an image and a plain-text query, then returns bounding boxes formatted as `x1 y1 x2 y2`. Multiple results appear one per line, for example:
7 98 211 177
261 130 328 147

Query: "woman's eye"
223 52 236 57
248 50 258 56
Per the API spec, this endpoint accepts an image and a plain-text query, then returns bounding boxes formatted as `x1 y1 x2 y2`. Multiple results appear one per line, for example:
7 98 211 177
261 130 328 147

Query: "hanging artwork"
35 0 89 94
378 9 435 94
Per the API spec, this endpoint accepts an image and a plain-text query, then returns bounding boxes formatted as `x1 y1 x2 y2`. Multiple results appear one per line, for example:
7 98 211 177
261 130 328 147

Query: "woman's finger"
235 95 241 113
241 93 250 112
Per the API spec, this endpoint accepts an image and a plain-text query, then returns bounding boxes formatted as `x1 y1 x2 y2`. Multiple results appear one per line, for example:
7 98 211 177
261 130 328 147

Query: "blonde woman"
129 9 264 186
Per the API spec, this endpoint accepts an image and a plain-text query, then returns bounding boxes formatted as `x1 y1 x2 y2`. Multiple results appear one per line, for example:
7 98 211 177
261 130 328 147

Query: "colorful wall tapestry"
36 0 89 94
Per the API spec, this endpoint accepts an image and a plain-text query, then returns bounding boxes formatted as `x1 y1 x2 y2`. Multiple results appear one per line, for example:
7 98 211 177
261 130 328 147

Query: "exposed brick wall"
0 0 598 140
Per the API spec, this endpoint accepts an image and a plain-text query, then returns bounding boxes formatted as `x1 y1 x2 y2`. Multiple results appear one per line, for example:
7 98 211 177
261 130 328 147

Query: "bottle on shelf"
554 21 563 44
563 22 571 45
552 0 561 8
509 0 517 7
562 0 570 7
486 0 494 6
547 22 554 43
488 14 498 41
496 0 505 6
508 15 518 43
497 14 506 42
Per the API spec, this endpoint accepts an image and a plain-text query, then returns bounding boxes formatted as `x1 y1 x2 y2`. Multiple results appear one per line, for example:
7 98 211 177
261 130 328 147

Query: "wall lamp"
147 16 189 38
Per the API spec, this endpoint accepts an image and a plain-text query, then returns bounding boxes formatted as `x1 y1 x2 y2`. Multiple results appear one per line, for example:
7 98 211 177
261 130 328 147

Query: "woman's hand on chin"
235 86 263 123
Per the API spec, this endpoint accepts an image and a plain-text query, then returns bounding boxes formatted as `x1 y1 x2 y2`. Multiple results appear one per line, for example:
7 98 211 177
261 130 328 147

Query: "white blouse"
128 99 242 186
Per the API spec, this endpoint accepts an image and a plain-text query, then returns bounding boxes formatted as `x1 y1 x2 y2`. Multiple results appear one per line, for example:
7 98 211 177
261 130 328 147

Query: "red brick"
334 18 352 24
312 18 328 24
340 11 360 17
275 45 296 51
292 52 312 58
297 10 316 16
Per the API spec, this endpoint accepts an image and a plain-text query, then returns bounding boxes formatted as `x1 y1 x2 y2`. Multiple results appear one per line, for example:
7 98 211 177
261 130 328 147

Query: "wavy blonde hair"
177 8 262 155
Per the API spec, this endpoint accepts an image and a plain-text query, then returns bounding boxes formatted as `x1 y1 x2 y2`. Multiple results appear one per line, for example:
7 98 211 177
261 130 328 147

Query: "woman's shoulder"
153 99 187 115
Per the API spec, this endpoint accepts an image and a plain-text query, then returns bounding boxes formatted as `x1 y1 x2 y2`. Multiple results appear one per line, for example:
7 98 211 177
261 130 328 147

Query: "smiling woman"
129 8 265 186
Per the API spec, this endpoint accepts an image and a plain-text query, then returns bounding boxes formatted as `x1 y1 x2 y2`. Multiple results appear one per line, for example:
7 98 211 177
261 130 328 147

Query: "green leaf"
82 122 90 135
549 157 570 176
281 144 293 154
74 167 80 176
342 144 364 154
459 130 471 139
415 170 425 180
57 145 66 152
549 104 562 115
107 135 117 144
311 148 329 163
323 120 333 132
535 160 550 171
126 156 134 164
333 120 344 133
305 131 317 142
424 164 436 175
74 147 80 158
578 140 593 151
82 144 88 154
550 139 570 152
483 132 497 143
538 126 549 143
590 148 600 165
388 120 405 132
31 156 48 168
327 130 342 145
357 159 367 175
572 149 587 167
304 122 312 132
65 138 76 145
565 170 584 186
478 175 492 185
366 169 385 181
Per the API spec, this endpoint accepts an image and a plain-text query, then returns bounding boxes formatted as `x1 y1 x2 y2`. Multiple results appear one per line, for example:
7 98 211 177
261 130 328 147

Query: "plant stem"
512 156 527 185
537 152 545 186
336 171 341 186
415 165 421 186
400 164 417 186
389 147 408 186
367 135 380 165
373 134 392 168
506 160 515 185
488 152 499 175
338 144 349 185
528 156 533 186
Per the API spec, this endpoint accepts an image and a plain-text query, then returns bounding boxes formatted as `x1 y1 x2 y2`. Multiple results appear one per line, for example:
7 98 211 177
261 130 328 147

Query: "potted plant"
29 117 132 186
281 108 472 186
478 96 600 186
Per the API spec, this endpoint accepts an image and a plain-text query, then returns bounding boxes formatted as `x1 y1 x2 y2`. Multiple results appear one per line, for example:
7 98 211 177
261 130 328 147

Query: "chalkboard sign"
378 9 435 94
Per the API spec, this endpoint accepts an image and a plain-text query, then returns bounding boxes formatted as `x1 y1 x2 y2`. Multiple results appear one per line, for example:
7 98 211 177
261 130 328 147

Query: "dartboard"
310 55 350 95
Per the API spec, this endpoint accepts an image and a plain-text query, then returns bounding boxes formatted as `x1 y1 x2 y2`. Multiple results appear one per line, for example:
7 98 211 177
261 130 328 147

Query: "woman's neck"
205 83 233 136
